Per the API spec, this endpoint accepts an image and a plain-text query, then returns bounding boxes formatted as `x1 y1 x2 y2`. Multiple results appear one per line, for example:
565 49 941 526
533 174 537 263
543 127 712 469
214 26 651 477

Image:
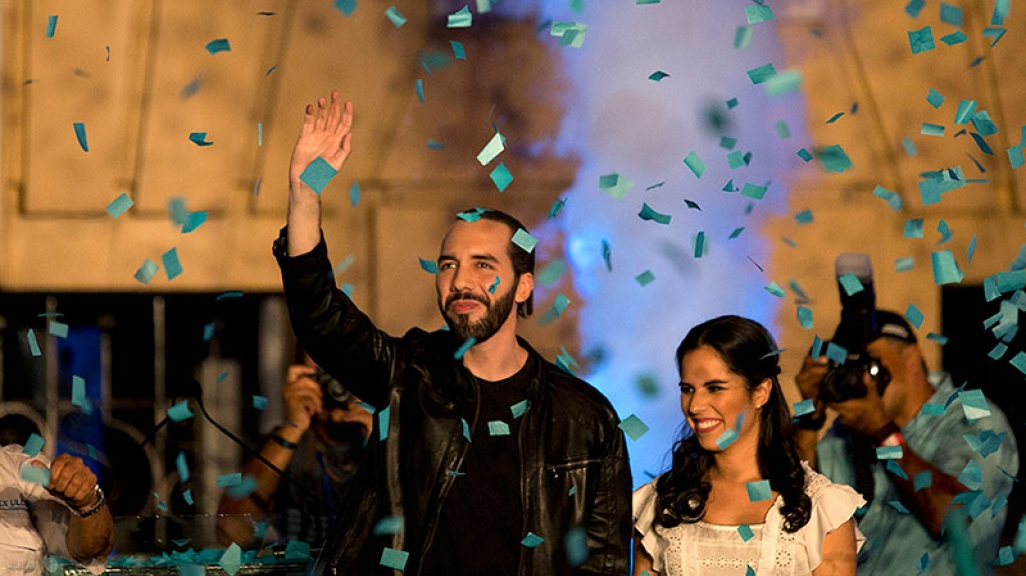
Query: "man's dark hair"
458 208 535 317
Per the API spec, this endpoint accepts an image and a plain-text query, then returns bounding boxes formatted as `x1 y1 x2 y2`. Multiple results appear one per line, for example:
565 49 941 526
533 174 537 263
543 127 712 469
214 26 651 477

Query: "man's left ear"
515 272 534 304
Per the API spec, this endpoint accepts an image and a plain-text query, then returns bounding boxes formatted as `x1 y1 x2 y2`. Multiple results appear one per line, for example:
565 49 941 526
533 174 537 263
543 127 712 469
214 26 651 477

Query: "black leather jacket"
274 233 632 576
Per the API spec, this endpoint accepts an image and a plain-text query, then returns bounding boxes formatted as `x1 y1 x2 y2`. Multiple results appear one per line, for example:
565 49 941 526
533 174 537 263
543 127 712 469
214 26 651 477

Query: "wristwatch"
74 485 107 518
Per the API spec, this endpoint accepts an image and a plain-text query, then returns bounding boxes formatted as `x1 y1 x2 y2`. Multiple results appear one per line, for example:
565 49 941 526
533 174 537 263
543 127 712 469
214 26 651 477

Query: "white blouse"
633 466 865 576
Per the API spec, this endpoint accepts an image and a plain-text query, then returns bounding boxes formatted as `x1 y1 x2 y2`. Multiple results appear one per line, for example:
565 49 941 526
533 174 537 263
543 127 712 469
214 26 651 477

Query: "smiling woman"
632 315 866 576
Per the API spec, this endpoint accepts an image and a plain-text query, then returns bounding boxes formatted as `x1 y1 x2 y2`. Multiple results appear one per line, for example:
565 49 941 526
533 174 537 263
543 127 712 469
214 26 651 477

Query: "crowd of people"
0 89 1020 576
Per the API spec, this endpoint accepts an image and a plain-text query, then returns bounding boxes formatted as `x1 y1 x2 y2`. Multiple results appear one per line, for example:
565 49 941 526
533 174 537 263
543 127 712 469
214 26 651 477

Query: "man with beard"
272 91 631 575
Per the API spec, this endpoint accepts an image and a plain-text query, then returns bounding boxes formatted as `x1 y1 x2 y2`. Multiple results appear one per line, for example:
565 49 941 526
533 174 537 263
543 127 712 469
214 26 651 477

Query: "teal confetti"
729 227 745 239
954 100 977 125
299 157 337 194
716 429 737 449
20 465 50 486
618 414 650 441
764 282 786 298
694 232 706 258
639 203 671 224
454 337 476 360
746 480 772 501
49 321 68 338
385 6 407 27
27 329 41 357
334 0 357 17
939 3 963 27
182 211 206 234
940 30 968 45
176 452 190 483
162 248 183 281
216 473 242 488
937 220 953 244
134 258 159 285
921 123 945 136
602 240 612 271
915 471 933 491
378 406 390 441
906 303 924 328
905 0 926 17
839 273 864 295
726 97 739 109
648 71 670 82
521 533 545 548
816 145 852 172
257 122 262 146
447 5 472 28
684 199 701 210
23 433 44 457
451 40 466 60
825 112 845 124
536 259 567 286
488 275 500 294
927 333 949 345
727 150 745 168
794 209 813 224
488 421 510 436
764 69 802 97
886 459 909 479
926 88 944 108
797 306 813 329
510 399 529 419
216 291 243 301
746 63 778 84
73 123 89 152
683 151 706 178
797 148 813 162
45 15 58 38
908 26 935 54
188 132 213 146
598 173 633 199
373 516 404 536
794 398 815 417
490 162 513 192
720 136 736 149
876 445 904 459
168 400 194 422
776 120 791 139
427 139 446 149
904 219 924 238
252 395 267 410
740 183 767 199
872 185 903 211
992 0 1010 24
72 375 91 414
744 5 774 24
734 26 753 50
931 250 965 284
988 343 1008 360
511 228 538 253
205 39 231 55
901 137 918 157
415 79 424 103
635 270 655 286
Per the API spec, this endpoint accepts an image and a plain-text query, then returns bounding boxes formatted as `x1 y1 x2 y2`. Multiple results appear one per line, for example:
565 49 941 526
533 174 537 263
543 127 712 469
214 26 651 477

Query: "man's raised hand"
289 91 353 189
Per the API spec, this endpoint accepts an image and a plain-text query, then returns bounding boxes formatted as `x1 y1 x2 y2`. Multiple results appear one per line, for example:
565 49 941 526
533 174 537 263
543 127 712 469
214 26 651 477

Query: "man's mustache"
445 292 489 308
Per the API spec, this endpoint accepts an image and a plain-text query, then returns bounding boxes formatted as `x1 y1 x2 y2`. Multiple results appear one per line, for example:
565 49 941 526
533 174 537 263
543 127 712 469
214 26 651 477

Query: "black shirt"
418 355 534 574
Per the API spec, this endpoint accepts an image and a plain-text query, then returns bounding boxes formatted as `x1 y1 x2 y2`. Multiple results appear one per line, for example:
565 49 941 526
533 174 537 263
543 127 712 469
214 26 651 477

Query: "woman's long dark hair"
655 315 811 533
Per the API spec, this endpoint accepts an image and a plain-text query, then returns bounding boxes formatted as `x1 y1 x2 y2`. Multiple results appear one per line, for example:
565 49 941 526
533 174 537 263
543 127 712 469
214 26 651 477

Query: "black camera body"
311 368 355 408
819 254 892 403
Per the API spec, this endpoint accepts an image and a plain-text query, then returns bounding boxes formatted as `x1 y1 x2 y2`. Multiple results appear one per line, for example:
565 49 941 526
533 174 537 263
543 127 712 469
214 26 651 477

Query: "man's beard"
440 285 517 343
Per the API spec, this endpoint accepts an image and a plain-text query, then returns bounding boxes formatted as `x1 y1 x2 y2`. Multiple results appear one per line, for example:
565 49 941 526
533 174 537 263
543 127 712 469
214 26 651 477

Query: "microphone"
143 380 328 509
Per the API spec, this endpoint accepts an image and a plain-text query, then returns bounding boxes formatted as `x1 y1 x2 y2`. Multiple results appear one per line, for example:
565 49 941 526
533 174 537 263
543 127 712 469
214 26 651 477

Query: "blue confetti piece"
904 219 924 238
906 303 924 329
73 122 89 152
926 88 944 108
825 112 845 124
735 25 753 49
182 211 207 234
1010 352 1026 375
941 30 968 46
510 399 529 419
738 524 755 541
683 151 707 178
746 63 778 84
795 209 814 224
168 400 194 422
908 26 935 54
451 40 466 60
490 162 513 192
648 71 670 82
21 465 50 486
378 405 390 441
511 228 538 253
715 429 738 449
106 193 134 219
447 5 472 28
188 132 213 146
797 148 813 162
694 231 706 258
896 256 914 272
954 100 978 125
162 247 183 280
252 395 267 410
216 291 243 301
959 389 991 420
415 79 424 103
49 321 69 338
521 532 545 548
939 3 963 26
745 4 774 24
635 270 655 286
334 0 357 17
488 421 510 436
793 398 815 417
914 470 932 491
764 282 786 298
619 414 649 441
639 203 672 224
299 157 338 194
427 139 446 149
817 144 853 172
227 474 258 498
219 543 242 576
927 333 949 345
348 181 360 207
176 452 190 483
905 0 926 17
901 137 918 157
958 460 983 490
385 6 407 27
72 375 91 414
838 273 864 296
889 500 911 514
921 123 945 136
967 234 978 263
373 516 404 536
811 335 824 360
746 480 772 502
23 433 45 457
989 343 1008 360
825 342 848 364
797 306 813 329
285 540 312 561
45 15 58 38
872 185 903 211
134 258 159 285
182 489 194 506
27 329 41 357
876 445 904 459
205 39 231 55
217 472 242 487
419 257 439 274
454 337 476 360
565 527 588 566
746 566 756 576
931 250 965 284
741 183 767 199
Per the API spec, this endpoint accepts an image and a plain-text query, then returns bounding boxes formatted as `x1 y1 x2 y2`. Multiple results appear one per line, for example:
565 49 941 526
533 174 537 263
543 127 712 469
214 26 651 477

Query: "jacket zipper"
414 377 481 575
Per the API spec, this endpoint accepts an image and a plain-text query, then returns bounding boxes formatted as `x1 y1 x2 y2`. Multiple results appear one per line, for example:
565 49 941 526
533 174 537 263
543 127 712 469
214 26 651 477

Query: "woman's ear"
754 378 772 408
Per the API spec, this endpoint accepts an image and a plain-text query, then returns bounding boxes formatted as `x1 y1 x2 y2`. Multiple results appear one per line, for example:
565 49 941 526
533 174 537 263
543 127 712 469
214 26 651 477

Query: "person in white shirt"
633 315 865 576
0 444 113 574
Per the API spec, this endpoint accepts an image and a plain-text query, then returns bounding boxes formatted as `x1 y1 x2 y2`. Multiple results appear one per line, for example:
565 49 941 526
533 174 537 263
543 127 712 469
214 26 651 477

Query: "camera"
311 367 355 408
819 254 892 403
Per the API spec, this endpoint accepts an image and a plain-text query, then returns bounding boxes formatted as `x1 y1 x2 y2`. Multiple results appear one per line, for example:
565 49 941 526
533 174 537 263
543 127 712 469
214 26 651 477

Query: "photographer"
217 358 373 548
795 255 1018 574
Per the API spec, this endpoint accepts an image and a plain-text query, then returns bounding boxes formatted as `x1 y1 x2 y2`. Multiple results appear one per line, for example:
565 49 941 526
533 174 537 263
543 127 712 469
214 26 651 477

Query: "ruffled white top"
633 465 865 576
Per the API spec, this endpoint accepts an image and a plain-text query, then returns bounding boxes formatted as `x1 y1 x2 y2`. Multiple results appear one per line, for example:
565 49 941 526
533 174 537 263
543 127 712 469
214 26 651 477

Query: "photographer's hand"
283 364 324 439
